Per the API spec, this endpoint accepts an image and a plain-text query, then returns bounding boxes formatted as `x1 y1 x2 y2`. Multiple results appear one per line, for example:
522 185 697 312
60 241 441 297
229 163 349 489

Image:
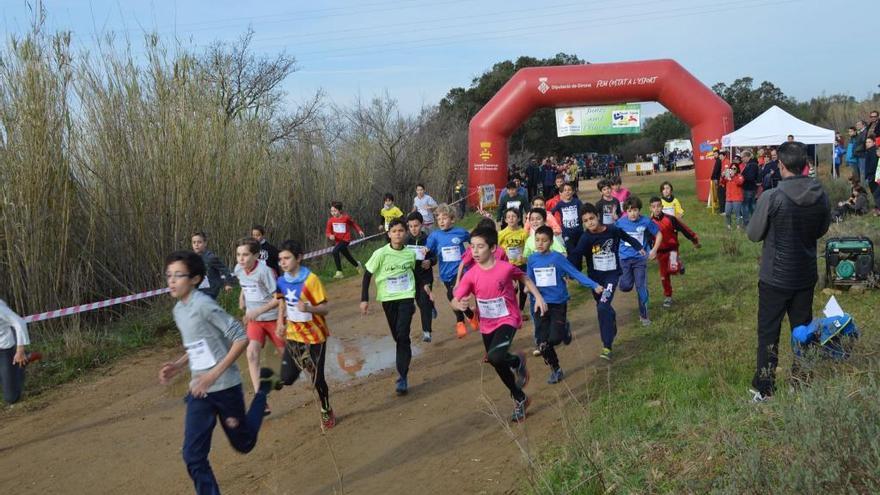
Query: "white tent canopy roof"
722 105 834 147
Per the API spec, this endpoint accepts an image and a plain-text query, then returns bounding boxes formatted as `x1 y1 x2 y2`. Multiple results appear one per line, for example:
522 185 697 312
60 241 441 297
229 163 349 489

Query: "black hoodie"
747 175 831 289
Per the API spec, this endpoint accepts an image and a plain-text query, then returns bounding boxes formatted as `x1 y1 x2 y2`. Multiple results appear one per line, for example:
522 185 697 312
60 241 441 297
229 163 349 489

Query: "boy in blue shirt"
614 196 662 326
527 226 603 383
550 183 584 270
571 203 645 360
426 204 478 338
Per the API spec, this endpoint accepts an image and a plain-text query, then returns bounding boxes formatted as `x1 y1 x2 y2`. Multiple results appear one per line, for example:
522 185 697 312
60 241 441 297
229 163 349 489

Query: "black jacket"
741 159 760 191
747 175 831 289
525 164 542 185
405 231 436 285
760 160 781 190
258 240 280 274
198 250 233 299
711 157 722 181
865 146 878 180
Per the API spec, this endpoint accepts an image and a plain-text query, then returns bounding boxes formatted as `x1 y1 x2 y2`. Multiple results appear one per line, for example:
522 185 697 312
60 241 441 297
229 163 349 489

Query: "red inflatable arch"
467 59 733 205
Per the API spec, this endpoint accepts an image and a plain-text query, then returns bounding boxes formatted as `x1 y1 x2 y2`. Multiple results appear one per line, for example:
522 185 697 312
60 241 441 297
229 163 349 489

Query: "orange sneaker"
455 322 468 339
467 314 480 332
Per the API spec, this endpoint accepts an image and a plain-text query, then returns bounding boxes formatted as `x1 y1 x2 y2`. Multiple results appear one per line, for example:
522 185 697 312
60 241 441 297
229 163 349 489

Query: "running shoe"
395 377 408 396
662 297 672 308
599 347 612 361
333 271 344 279
422 331 432 343
455 322 468 339
532 348 542 356
749 388 770 403
431 305 438 320
25 351 42 365
640 317 651 326
356 262 365 275
562 321 572 345
467 314 480 332
264 403 272 416
513 352 529 390
511 395 531 423
321 408 336 430
547 368 564 384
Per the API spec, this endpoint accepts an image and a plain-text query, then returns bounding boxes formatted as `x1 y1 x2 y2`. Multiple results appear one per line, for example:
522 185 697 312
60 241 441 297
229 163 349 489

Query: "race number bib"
602 213 613 225
198 276 211 289
406 245 426 261
476 297 510 319
332 222 347 234
593 252 617 271
507 200 521 211
386 273 413 293
441 246 462 263
669 250 679 272
286 302 313 323
534 267 557 287
625 231 644 248
561 206 578 229
185 339 217 371
662 206 676 216
241 284 263 302
506 246 522 262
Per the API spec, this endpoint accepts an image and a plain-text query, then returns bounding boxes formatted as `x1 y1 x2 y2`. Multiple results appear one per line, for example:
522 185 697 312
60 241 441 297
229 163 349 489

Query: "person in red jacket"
649 197 700 307
325 201 366 279
721 156 745 229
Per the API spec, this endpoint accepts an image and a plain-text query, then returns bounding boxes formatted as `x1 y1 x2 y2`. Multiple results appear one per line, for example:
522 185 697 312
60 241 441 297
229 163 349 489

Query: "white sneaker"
662 297 672 308
333 271 344 279
639 317 651 326
749 388 769 403
422 331 432 343
356 262 365 275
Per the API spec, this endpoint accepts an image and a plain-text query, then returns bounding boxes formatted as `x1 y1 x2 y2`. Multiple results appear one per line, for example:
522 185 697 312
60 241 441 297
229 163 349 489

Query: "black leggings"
415 281 435 334
535 303 567 370
443 280 474 323
280 341 330 410
332 242 358 271
382 299 415 379
516 278 528 311
482 325 525 402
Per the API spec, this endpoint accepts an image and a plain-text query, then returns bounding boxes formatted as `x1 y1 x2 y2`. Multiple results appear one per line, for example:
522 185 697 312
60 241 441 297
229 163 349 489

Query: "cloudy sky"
1 0 870 116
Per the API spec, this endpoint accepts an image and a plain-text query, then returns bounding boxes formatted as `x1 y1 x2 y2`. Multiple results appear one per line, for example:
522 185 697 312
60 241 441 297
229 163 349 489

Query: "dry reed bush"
0 18 467 327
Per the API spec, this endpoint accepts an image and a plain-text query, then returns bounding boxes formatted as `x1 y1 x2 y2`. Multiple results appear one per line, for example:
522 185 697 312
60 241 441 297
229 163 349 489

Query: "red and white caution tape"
23 287 172 324
23 190 479 323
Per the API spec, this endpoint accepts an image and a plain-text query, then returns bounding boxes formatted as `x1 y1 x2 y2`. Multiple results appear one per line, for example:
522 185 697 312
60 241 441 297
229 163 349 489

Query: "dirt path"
0 174 679 494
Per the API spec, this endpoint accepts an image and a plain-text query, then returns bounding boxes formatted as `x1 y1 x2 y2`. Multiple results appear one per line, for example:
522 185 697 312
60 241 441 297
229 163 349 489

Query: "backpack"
791 314 860 360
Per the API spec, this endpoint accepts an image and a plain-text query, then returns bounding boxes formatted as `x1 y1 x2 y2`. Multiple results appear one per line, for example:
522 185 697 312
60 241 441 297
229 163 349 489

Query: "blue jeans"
725 201 742 228
742 189 757 226
619 257 649 319
589 271 620 349
183 384 268 495
0 347 24 404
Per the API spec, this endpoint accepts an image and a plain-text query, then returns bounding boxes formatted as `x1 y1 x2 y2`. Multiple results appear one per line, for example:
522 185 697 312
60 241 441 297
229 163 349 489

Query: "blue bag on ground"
791 314 859 360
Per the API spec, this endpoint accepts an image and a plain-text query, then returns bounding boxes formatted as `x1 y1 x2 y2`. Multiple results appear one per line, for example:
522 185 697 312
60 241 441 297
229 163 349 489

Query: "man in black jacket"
710 150 726 212
746 141 831 401
740 150 760 226
525 158 541 202
759 148 781 191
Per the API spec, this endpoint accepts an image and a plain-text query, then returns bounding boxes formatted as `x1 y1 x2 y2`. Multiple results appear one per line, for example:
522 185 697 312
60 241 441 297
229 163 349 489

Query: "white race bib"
507 200 521 211
506 246 522 262
441 246 461 263
602 213 613 225
286 302 313 323
386 273 413 293
593 252 617 271
185 339 217 371
476 297 510 319
662 206 675 216
332 222 347 234
198 276 211 289
241 284 263 303
406 245 426 261
625 231 644 248
561 206 578 228
534 267 557 287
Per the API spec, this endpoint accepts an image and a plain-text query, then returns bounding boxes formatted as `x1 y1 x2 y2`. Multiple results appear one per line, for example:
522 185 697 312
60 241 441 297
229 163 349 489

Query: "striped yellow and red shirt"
275 268 330 344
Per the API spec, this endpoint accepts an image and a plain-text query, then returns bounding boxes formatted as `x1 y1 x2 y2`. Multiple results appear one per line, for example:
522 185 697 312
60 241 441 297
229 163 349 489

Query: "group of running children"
159 178 700 494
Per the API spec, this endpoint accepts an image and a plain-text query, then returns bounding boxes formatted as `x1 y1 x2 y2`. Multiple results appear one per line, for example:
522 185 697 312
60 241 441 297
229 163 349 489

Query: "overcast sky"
1 0 872 117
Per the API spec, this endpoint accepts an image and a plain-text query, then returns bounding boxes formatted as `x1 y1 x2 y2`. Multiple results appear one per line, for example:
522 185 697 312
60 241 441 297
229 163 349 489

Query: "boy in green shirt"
360 218 418 395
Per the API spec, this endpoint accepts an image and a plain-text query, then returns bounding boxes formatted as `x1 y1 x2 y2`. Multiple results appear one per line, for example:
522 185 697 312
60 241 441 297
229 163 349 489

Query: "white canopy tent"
722 105 834 147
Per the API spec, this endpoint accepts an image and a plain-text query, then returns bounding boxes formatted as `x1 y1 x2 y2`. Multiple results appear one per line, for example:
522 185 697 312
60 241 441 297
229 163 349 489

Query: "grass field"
531 174 880 494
